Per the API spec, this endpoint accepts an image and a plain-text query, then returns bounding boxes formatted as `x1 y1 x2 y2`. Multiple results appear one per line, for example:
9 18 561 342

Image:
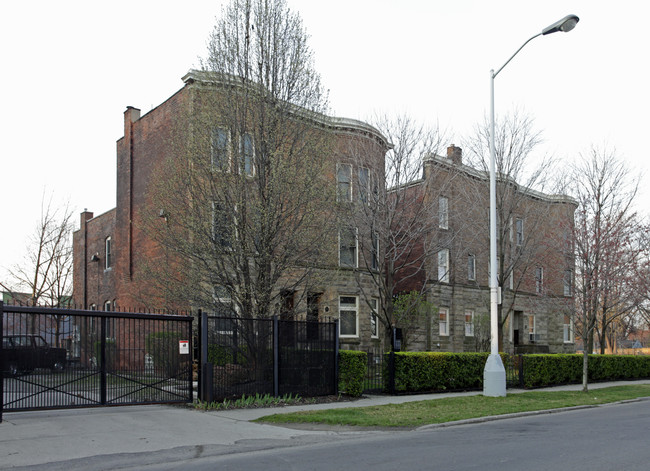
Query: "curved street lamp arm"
492 32 542 79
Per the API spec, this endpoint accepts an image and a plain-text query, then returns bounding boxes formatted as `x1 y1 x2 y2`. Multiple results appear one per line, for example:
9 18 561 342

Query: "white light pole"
483 14 579 397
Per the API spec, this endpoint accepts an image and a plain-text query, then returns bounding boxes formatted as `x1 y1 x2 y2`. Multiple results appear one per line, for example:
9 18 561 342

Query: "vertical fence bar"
100 315 107 405
519 355 525 388
187 318 193 403
1 300 4 423
199 310 213 403
388 350 395 395
273 315 279 397
334 319 339 396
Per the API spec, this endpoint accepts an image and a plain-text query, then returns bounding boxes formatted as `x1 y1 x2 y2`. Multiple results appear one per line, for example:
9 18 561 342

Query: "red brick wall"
115 89 189 309
73 79 388 314
72 208 116 308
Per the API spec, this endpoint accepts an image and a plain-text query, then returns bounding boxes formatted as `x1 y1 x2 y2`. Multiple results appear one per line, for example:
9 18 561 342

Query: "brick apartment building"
72 70 390 350
73 71 576 354
397 146 577 354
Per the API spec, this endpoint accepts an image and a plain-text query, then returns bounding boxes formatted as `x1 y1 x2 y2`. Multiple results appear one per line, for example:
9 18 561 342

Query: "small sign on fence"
179 340 190 355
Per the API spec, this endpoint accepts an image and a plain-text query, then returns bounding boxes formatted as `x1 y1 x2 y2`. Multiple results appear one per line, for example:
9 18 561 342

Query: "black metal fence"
364 348 385 393
505 354 525 389
1 302 193 422
198 312 338 402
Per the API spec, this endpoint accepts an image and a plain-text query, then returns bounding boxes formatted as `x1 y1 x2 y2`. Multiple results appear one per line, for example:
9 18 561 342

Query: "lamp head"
542 14 579 35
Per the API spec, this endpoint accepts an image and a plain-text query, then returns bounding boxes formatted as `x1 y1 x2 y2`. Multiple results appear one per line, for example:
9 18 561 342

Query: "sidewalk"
2 380 649 469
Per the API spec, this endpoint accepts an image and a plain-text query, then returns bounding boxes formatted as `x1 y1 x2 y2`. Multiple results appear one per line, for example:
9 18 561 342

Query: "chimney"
80 210 94 228
124 106 141 136
447 144 462 165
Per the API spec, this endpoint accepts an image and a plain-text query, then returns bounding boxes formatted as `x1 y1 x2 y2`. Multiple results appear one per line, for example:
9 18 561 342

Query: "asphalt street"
130 399 650 471
2 380 649 470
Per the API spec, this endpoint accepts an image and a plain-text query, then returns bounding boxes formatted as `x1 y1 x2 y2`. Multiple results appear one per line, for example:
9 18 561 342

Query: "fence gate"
364 348 385 393
198 312 338 402
1 302 193 422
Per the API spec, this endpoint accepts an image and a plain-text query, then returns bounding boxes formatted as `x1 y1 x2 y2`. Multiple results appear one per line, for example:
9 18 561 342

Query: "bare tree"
2 195 73 307
571 145 643 391
344 114 446 350
1 195 73 346
140 0 336 319
463 110 571 351
595 219 648 353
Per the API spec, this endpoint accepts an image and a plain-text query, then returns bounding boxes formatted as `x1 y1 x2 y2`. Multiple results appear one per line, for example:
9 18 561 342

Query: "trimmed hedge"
339 350 367 397
336 351 650 397
386 352 491 393
523 354 650 388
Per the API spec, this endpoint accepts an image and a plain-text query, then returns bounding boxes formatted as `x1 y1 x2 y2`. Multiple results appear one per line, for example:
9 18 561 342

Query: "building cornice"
182 70 391 149
423 153 578 206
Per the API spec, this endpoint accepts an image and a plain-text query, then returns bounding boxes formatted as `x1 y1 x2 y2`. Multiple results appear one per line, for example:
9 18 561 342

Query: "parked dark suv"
2 335 67 376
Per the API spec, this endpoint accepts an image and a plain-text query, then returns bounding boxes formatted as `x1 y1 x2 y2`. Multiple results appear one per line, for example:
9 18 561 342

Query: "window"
439 308 449 336
106 317 114 339
213 285 236 333
528 315 536 342
467 254 476 281
515 218 524 246
212 202 233 248
105 237 112 269
371 231 380 270
563 270 573 296
336 163 352 202
104 300 111 312
535 267 544 294
464 310 474 336
211 128 229 171
339 296 358 337
339 227 358 267
370 298 379 338
438 249 450 283
563 314 573 343
439 196 449 229
240 133 254 176
358 167 369 204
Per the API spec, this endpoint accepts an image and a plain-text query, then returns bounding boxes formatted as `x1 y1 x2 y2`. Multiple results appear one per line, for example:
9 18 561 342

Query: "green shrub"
208 344 249 366
522 354 650 388
522 354 582 388
387 352 490 393
338 350 366 397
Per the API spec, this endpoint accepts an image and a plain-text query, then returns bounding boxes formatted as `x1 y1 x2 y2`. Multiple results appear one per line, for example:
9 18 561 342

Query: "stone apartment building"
397 145 577 354
72 70 389 351
72 71 576 354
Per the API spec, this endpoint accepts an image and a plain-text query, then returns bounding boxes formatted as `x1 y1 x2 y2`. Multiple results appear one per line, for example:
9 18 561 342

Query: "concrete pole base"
483 353 506 397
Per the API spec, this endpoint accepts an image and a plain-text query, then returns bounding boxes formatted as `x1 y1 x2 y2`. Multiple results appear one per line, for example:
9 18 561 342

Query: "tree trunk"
582 349 589 392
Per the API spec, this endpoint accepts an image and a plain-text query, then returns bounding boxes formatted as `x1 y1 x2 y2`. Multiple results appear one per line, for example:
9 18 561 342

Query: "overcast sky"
1 0 648 283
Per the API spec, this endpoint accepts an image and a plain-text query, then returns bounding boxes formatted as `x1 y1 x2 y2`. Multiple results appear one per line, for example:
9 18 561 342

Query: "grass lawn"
255 385 650 428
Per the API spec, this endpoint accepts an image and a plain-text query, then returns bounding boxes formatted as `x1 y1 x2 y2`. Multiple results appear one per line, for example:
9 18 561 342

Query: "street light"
483 14 579 397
